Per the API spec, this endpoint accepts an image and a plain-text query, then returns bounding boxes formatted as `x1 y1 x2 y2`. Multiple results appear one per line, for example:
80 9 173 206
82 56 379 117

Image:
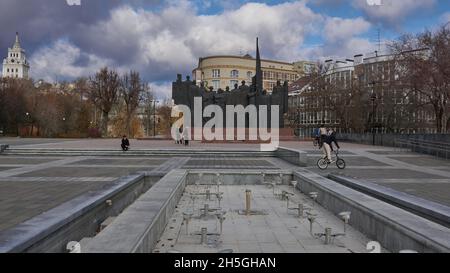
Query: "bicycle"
317 149 346 170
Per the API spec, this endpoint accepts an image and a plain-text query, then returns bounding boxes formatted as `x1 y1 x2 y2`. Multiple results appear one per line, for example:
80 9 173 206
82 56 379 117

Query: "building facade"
288 59 355 137
288 50 436 138
2 33 30 79
293 61 317 77
192 54 299 92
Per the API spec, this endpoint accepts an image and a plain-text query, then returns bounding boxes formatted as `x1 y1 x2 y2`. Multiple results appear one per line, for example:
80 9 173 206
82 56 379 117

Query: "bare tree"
88 67 120 136
0 78 29 135
390 25 450 133
141 87 155 136
120 71 145 137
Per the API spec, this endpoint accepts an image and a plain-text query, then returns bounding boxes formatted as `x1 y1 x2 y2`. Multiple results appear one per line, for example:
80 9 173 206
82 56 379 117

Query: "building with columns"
2 32 30 79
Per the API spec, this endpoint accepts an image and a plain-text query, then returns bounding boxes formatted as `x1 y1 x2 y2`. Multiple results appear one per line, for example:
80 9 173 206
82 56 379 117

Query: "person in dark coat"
121 135 130 151
327 129 340 151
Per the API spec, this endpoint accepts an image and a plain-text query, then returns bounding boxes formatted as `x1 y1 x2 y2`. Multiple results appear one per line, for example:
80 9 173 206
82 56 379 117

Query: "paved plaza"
0 137 449 235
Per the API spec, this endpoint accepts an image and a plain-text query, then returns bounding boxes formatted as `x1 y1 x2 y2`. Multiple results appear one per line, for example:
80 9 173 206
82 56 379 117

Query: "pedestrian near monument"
121 135 130 151
182 127 189 146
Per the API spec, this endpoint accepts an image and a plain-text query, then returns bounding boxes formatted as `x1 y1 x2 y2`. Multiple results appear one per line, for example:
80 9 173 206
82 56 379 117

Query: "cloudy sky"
1 0 449 98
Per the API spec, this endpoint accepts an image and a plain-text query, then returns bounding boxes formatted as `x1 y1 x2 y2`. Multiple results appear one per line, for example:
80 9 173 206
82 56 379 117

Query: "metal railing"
394 138 450 159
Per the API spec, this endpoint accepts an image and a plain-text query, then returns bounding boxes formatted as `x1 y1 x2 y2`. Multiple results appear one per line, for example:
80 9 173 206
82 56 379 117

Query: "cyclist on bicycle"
323 129 340 163
328 129 340 152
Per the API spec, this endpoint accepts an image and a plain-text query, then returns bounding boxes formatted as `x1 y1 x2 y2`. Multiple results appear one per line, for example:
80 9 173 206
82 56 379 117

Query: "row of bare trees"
391 25 450 133
289 24 450 134
88 68 152 137
0 67 158 138
0 78 94 137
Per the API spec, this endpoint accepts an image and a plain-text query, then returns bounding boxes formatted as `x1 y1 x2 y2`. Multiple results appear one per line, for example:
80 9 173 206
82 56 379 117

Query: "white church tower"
2 32 30 79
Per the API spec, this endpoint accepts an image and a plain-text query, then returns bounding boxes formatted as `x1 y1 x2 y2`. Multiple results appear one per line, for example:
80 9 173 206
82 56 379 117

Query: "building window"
7 69 9 72
230 70 239 78
212 69 220 78
16 69 18 72
230 80 239 88
212 80 220 91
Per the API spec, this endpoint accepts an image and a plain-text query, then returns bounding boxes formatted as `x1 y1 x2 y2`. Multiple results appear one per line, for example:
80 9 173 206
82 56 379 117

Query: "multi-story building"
2 32 30 79
293 61 317 77
192 54 299 92
288 50 436 138
354 50 435 133
288 59 355 137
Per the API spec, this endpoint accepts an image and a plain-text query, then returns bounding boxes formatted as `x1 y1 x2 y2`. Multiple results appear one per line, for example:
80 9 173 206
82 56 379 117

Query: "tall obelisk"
255 37 263 94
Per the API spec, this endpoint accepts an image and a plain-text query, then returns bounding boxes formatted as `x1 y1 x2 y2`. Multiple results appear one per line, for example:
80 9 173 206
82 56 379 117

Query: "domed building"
192 54 299 92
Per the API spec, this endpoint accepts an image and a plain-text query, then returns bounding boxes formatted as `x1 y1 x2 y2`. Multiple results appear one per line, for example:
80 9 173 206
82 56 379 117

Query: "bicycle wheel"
336 158 346 169
317 158 328 170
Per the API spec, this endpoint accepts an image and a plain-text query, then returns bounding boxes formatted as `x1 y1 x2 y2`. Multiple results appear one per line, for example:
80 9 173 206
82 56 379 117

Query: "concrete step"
2 148 275 157
99 217 116 232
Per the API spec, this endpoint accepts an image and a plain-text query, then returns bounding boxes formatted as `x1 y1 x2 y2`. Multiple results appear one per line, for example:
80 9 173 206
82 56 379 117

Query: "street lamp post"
151 100 159 137
370 81 377 146
62 117 67 134
25 112 30 136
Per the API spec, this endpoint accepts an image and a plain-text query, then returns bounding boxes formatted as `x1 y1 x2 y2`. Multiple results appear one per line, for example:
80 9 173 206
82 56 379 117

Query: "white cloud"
66 0 81 6
149 82 172 100
29 39 118 82
352 0 435 26
441 12 450 25
323 17 371 42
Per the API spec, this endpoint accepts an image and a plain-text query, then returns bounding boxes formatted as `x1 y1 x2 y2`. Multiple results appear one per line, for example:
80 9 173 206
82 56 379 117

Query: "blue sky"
0 0 449 98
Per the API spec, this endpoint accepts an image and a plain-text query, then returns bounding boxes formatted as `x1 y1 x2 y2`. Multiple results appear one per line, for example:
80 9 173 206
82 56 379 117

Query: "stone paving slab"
304 150 356 155
0 138 76 147
378 183 450 207
325 169 445 179
367 150 415 155
306 156 390 167
0 167 16 172
68 158 169 166
388 156 450 167
16 167 153 178
0 180 113 232
183 158 276 168
0 177 116 182
0 158 59 164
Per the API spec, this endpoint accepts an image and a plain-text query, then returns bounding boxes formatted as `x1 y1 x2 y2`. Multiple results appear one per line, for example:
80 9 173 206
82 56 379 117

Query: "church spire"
255 37 263 94
13 32 21 49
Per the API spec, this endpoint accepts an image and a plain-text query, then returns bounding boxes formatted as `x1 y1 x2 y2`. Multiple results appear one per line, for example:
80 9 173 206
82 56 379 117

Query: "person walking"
318 124 327 149
175 128 181 144
313 127 320 146
182 126 190 146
